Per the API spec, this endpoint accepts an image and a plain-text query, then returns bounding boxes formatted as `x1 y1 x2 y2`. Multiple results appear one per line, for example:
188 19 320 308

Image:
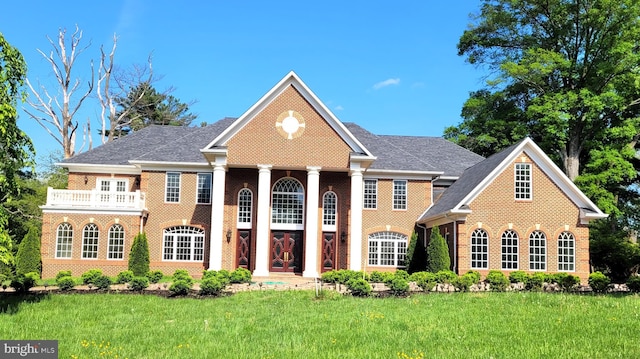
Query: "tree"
25 25 94 158
15 226 41 276
0 33 34 266
405 231 427 273
128 232 149 276
427 226 450 272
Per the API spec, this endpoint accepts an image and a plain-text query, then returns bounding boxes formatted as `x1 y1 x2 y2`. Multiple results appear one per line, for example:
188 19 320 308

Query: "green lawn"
0 290 637 358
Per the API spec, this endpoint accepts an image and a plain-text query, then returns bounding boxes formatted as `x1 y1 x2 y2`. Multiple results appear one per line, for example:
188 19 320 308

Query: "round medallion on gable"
275 110 306 140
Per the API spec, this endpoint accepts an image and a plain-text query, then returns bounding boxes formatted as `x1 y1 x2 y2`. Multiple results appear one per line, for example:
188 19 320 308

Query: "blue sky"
1 1 486 164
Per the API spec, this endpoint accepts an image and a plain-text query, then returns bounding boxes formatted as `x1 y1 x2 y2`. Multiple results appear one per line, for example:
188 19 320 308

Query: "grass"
0 290 638 358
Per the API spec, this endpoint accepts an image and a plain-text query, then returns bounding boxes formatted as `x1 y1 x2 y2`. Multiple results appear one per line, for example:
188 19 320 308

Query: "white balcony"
42 187 147 212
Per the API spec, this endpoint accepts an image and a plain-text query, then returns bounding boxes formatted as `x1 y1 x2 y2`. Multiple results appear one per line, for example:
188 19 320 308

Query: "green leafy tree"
405 231 427 273
15 226 41 276
427 226 450 272
0 33 34 266
128 232 150 276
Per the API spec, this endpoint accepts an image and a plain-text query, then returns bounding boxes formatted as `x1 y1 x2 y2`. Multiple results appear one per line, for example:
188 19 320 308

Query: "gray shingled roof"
418 140 525 222
63 118 484 178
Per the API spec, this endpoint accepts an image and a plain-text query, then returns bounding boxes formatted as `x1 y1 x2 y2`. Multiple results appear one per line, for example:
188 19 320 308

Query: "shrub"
346 278 371 296
464 270 481 284
454 273 476 292
216 269 231 283
336 269 367 285
525 273 546 291
509 270 529 284
395 269 410 281
56 270 72 282
486 270 509 291
146 270 164 284
169 279 192 296
321 270 340 283
200 277 225 296
626 276 640 293
172 269 194 286
10 272 39 293
93 275 112 290
129 276 149 291
56 276 76 291
15 227 41 276
427 226 450 272
555 273 580 291
116 270 134 284
81 269 103 285
414 272 437 292
405 231 427 273
369 271 389 282
388 277 410 296
435 270 457 284
588 271 610 293
128 232 150 276
230 268 252 284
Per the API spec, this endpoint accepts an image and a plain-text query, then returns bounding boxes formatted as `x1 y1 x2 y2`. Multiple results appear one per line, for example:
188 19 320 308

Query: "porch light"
226 229 232 243
84 175 88 185
341 231 346 243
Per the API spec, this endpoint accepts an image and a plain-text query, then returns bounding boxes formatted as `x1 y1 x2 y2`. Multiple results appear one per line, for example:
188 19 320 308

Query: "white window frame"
165 172 181 203
271 178 305 230
367 231 407 267
163 226 205 262
107 224 125 260
392 180 407 210
82 223 99 259
501 230 519 270
529 230 547 271
322 191 337 232
515 163 532 200
55 223 73 259
363 179 378 209
558 232 575 272
470 229 489 269
97 178 129 204
196 172 212 204
237 188 253 229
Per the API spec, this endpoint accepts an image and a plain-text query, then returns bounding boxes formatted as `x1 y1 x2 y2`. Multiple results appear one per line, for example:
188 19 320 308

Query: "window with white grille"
197 173 212 204
470 229 489 269
501 230 519 270
363 179 377 209
163 226 205 262
529 230 546 270
558 232 575 271
237 188 253 228
82 223 99 259
393 180 407 210
322 191 337 231
165 172 181 203
271 178 304 228
515 163 532 200
368 232 407 267
56 223 73 259
108 224 125 260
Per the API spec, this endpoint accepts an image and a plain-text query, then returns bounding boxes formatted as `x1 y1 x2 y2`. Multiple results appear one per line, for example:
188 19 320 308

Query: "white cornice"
363 169 443 180
127 160 212 172
60 163 141 175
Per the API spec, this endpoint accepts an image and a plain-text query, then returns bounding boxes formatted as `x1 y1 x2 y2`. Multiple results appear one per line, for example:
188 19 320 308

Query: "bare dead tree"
97 34 154 143
24 25 94 159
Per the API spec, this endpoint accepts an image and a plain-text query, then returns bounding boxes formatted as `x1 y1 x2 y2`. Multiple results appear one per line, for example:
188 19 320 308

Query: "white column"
253 164 272 277
349 168 364 270
303 166 321 278
208 161 226 270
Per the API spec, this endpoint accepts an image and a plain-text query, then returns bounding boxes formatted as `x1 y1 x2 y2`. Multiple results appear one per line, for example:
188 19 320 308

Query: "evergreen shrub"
525 273 546 291
388 277 410 296
454 272 476 292
230 268 252 284
93 275 112 290
626 276 640 292
146 270 164 284
346 278 371 296
169 280 192 295
15 227 41 276
427 226 450 272
10 272 38 293
81 269 103 285
116 270 134 284
200 277 225 296
435 270 457 284
509 270 528 284
413 272 437 292
128 232 150 276
56 276 76 291
486 270 509 291
56 270 72 282
588 272 610 293
129 276 149 291
172 269 194 286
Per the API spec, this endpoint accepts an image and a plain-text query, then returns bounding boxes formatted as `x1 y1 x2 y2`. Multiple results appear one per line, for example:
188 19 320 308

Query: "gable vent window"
515 163 532 200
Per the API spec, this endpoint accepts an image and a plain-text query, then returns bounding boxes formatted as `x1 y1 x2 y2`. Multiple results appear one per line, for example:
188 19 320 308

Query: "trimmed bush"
56 276 76 291
129 276 149 291
435 270 457 284
146 270 164 284
216 269 231 283
56 270 72 282
93 275 112 290
525 273 546 291
81 269 103 285
200 277 225 296
128 232 150 276
427 226 450 272
555 273 580 292
169 279 192 296
588 271 610 293
464 270 481 284
509 270 529 284
626 276 640 293
388 277 410 296
405 231 427 273
230 268 252 284
414 272 437 292
486 270 509 291
172 269 194 286
116 270 134 284
321 270 340 283
346 278 371 296
10 272 39 293
454 273 476 292
370 271 394 284
15 226 41 276
395 269 409 281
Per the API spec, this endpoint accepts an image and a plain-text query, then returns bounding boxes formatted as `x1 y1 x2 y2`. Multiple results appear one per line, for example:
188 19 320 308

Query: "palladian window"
368 231 407 267
163 226 205 262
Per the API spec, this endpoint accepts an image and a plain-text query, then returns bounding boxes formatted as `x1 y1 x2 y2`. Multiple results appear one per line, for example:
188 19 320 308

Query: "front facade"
40 72 607 281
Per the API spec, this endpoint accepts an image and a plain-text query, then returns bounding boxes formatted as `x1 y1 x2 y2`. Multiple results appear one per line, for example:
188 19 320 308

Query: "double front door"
270 231 303 273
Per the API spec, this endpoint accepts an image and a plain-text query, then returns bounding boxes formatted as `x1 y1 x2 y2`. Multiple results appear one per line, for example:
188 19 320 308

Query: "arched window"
501 230 519 270
368 232 408 267
237 188 253 228
82 223 99 259
163 226 205 261
108 224 125 260
55 223 73 259
529 230 546 270
470 229 489 269
558 232 575 272
322 191 337 231
271 178 304 229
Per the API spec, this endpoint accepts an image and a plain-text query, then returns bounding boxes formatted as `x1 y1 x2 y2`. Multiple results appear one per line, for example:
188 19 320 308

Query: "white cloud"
334 105 344 111
373 78 400 90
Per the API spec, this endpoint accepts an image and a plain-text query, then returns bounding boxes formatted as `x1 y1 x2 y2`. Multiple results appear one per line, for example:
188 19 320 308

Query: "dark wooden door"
236 230 251 269
321 232 336 272
270 231 303 273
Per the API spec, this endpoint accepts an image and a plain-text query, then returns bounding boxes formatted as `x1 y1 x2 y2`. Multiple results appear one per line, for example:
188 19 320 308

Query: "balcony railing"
44 187 146 211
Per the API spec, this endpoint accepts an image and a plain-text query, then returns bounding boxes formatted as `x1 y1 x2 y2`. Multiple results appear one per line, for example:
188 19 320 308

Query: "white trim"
322 191 338 232
196 172 213 205
236 188 253 229
363 178 378 210
128 160 213 172
61 163 141 175
164 172 181 203
392 179 408 211
363 169 443 180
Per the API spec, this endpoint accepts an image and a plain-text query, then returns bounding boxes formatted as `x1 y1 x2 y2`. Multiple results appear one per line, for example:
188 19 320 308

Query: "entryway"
270 231 303 273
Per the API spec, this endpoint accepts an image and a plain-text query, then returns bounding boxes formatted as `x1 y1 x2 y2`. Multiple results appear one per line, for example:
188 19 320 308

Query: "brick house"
40 71 606 281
